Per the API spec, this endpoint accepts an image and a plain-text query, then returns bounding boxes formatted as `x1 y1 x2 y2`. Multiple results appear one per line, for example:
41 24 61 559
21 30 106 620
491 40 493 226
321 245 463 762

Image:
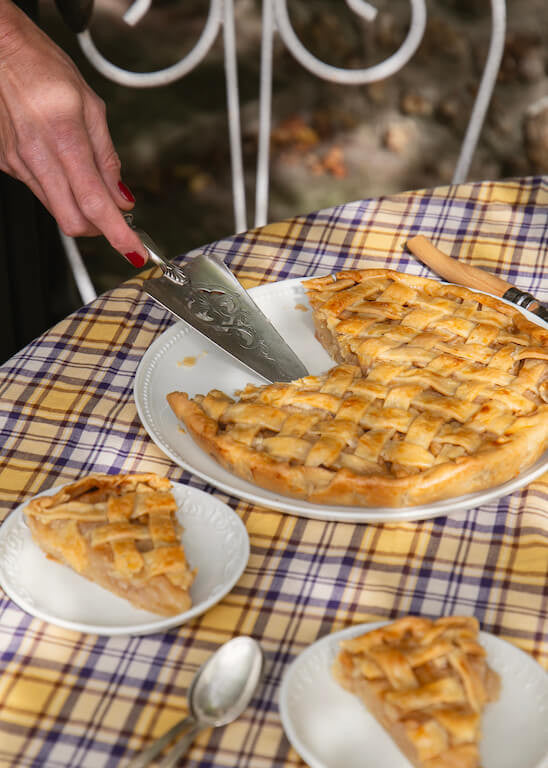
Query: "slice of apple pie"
24 473 195 616
332 615 500 768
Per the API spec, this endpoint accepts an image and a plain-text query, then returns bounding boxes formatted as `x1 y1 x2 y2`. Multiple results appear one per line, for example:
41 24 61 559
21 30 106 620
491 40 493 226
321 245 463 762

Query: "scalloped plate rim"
279 620 548 768
0 480 250 636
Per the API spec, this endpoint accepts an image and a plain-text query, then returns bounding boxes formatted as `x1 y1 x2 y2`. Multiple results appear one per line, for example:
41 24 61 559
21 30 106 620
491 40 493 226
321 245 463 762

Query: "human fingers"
12 126 104 237
11 104 143 260
49 116 148 266
83 92 136 210
0 105 100 236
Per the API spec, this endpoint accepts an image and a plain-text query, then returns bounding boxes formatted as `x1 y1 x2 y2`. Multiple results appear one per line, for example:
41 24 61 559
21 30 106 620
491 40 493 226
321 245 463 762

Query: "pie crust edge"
166 391 547 507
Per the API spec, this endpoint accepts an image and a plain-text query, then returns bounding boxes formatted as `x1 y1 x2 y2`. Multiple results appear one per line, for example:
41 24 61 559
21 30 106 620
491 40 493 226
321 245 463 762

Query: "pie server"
407 235 548 324
124 214 309 382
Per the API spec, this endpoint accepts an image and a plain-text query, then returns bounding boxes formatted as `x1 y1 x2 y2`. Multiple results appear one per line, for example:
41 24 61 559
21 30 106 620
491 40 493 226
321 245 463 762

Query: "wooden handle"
406 235 511 298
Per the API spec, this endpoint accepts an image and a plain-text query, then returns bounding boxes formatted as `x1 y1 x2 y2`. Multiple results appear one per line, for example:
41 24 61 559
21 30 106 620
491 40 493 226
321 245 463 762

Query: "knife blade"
407 235 548 323
125 215 309 382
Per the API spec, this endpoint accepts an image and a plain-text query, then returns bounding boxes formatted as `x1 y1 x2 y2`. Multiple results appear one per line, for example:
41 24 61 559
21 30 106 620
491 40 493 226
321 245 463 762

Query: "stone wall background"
41 0 548 294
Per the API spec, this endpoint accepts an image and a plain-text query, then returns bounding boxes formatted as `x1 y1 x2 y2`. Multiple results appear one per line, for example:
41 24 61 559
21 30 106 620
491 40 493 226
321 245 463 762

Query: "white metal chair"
65 0 507 303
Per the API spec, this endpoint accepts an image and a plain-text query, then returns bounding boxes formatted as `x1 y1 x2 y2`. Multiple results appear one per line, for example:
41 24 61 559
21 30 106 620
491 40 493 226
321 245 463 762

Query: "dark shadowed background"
40 0 548 296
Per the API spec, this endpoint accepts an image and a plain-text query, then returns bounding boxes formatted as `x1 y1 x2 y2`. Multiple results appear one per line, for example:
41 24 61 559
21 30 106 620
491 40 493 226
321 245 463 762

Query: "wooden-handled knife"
407 235 548 323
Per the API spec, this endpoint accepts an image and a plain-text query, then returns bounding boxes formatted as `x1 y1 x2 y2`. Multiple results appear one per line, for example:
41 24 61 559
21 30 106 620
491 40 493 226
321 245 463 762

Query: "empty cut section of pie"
24 473 195 616
167 268 548 507
332 615 500 768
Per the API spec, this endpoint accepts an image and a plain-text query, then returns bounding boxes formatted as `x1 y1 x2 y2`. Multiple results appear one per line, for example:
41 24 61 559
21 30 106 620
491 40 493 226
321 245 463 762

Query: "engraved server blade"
142 252 309 382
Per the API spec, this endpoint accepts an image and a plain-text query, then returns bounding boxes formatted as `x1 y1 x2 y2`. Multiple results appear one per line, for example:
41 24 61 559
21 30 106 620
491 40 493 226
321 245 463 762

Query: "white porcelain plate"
0 481 249 636
134 277 548 523
279 621 548 768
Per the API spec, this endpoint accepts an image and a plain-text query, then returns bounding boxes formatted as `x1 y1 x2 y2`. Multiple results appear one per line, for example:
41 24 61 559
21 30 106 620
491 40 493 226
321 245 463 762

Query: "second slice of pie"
24 472 195 616
332 615 500 768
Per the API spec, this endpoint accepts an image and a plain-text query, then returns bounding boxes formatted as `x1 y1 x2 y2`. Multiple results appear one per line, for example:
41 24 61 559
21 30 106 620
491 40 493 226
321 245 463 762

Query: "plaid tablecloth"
0 177 547 767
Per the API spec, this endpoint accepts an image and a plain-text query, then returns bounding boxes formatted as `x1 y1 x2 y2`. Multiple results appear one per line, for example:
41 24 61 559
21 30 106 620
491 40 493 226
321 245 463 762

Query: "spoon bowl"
189 635 265 727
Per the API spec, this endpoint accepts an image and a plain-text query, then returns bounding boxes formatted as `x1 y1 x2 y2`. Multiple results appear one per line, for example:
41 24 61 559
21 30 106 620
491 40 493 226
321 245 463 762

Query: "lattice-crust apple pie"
24 473 195 616
167 268 548 507
332 616 500 768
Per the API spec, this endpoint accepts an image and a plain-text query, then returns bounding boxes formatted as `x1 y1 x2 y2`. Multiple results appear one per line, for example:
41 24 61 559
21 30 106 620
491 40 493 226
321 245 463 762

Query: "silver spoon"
127 636 264 768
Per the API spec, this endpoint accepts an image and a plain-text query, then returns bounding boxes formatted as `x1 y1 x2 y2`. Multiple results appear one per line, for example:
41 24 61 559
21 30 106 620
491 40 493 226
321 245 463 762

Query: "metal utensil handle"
123 213 188 285
503 285 546 312
125 715 196 768
157 722 205 768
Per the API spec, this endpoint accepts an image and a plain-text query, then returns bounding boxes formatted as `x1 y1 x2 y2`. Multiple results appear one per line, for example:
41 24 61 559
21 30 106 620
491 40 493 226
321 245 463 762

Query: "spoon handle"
126 715 196 768
157 723 205 768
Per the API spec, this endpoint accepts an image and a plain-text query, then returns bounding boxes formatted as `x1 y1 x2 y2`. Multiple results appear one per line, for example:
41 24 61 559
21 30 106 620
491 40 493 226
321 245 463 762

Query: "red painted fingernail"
124 251 146 268
118 181 135 203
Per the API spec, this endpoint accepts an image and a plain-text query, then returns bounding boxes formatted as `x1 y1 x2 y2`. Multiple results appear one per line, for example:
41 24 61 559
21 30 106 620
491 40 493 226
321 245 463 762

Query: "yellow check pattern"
0 177 546 767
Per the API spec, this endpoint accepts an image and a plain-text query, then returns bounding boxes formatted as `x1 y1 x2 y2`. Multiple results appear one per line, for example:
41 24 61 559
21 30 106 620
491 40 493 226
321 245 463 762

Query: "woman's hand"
0 0 147 267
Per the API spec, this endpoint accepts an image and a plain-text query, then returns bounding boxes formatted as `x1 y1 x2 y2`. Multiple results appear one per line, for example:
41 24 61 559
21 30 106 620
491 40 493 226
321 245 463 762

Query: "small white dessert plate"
0 481 249 636
279 621 548 768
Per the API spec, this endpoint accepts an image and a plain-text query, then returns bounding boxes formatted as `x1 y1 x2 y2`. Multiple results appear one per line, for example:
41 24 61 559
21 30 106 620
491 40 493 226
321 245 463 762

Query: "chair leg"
452 0 507 184
58 228 98 305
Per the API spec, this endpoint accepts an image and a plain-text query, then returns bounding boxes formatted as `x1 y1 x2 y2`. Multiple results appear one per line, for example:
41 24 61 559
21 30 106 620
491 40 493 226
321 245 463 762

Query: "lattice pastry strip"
24 473 195 616
333 616 500 768
167 268 548 507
